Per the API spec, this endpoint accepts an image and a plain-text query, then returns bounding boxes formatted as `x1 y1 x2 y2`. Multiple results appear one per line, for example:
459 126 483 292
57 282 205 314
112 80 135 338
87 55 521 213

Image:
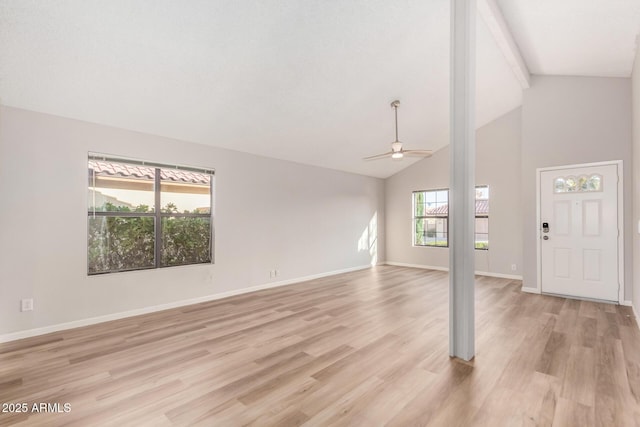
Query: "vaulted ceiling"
1 0 639 178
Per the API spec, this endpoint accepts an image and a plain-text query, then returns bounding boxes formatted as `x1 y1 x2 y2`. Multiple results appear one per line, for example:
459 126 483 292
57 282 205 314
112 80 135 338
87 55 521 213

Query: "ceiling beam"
478 0 531 89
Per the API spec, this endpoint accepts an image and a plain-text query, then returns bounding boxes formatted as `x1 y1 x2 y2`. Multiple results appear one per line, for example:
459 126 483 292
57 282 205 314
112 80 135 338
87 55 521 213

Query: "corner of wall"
632 36 640 316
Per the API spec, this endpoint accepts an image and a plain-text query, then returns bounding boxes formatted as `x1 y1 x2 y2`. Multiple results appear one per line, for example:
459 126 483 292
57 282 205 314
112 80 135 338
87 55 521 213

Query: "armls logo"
30 403 71 413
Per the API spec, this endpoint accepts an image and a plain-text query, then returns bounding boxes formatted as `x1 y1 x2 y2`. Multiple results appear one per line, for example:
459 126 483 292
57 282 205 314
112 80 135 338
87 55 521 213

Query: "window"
412 186 489 250
474 186 489 250
87 155 214 274
413 189 449 247
554 174 602 193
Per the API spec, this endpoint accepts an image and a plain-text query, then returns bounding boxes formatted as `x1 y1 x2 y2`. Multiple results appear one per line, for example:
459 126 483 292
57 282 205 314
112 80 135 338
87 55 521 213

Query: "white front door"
540 164 619 301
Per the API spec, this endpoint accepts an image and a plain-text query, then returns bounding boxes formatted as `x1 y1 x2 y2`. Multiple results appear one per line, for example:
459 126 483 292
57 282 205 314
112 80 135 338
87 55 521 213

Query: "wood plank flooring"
1 266 639 426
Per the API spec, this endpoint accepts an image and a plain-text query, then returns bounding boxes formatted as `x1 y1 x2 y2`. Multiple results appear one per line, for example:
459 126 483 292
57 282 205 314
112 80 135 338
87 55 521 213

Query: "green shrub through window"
88 155 214 274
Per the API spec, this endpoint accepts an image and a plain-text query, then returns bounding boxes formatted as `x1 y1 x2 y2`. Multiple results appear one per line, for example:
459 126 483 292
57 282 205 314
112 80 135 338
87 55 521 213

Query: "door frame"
535 160 624 304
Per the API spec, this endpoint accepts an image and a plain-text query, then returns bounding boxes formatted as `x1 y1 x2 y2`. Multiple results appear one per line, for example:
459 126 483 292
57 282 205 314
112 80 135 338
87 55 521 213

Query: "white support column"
449 0 476 361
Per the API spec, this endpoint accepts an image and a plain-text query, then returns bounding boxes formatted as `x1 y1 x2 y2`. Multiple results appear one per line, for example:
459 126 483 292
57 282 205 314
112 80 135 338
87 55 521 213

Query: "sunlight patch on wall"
358 212 378 266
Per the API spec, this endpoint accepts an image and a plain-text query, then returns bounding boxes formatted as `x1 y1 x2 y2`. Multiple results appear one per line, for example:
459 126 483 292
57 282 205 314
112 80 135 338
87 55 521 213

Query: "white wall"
385 108 522 277
521 76 633 300
0 106 385 337
632 41 640 312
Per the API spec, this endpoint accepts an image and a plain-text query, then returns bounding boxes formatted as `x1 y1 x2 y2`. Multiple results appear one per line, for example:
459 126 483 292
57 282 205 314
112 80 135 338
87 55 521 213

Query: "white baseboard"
385 261 523 280
521 287 541 295
623 301 640 332
385 261 448 272
0 264 371 344
476 271 523 280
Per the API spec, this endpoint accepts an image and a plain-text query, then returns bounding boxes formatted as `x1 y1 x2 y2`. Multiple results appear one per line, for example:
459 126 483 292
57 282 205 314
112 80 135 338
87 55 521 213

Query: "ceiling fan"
364 100 433 161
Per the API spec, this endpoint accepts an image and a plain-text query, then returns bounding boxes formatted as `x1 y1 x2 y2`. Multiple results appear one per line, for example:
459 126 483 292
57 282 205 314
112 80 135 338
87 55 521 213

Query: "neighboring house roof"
425 200 489 215
89 160 210 185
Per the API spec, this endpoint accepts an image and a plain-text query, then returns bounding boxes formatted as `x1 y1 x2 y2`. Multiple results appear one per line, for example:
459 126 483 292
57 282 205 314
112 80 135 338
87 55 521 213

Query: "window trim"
474 214 489 251
412 186 489 250
474 185 489 251
412 188 450 248
87 153 215 275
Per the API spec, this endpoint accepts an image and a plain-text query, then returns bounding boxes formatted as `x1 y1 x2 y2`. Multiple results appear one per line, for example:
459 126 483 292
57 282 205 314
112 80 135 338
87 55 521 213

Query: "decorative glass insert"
554 174 602 193
587 174 602 191
565 176 577 192
578 175 588 191
554 178 566 193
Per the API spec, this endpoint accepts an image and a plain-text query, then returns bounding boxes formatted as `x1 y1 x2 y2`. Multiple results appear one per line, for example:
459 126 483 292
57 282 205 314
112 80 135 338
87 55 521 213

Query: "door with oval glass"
539 163 620 302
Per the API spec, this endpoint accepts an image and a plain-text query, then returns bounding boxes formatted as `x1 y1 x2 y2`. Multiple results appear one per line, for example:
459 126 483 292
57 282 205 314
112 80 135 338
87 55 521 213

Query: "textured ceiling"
496 0 640 77
0 1 638 178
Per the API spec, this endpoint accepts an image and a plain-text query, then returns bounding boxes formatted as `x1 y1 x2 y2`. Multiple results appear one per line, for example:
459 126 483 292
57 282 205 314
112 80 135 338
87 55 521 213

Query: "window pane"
88 216 155 274
425 191 436 204
437 218 448 246
475 186 489 215
414 218 425 245
428 202 445 216
88 160 155 213
414 217 448 247
436 190 448 203
162 217 211 266
414 192 426 217
475 186 489 200
475 217 489 233
475 234 489 250
475 217 489 250
161 169 212 214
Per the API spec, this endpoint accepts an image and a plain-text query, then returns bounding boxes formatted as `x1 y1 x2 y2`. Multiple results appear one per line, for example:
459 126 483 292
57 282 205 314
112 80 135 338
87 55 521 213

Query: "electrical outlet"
511 264 517 272
21 299 33 312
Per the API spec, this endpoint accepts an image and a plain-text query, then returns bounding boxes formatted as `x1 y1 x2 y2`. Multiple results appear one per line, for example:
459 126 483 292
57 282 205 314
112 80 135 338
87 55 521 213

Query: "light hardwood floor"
1 266 639 426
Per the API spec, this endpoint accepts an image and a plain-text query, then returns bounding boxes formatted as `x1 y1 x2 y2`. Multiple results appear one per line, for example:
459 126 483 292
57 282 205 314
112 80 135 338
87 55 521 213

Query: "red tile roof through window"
88 160 210 185
425 199 488 215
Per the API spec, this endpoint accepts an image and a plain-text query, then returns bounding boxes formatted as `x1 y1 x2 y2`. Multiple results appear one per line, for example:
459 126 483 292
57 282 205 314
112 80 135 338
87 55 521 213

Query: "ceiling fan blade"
363 151 393 161
363 101 433 162
403 149 433 157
